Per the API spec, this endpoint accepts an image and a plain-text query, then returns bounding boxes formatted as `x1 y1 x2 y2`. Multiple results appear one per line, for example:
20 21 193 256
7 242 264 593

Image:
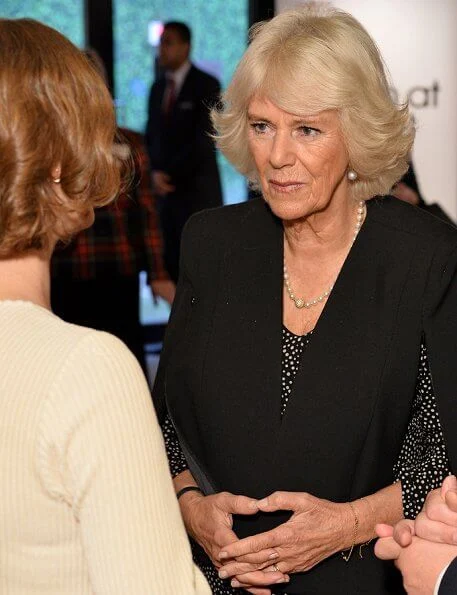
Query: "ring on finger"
272 563 280 572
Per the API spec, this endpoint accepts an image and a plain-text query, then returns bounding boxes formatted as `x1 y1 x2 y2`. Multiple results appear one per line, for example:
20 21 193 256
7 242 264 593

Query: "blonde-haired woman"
154 5 457 594
0 18 209 595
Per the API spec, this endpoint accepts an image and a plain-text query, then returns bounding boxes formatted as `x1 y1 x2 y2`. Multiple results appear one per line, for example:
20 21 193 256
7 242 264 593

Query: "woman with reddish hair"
0 18 209 595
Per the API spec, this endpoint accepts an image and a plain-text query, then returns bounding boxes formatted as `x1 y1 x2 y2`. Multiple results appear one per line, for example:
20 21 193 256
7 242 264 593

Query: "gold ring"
272 563 280 572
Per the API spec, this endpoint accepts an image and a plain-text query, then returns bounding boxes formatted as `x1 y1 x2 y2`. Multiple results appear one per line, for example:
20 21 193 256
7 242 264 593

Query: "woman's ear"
50 164 61 184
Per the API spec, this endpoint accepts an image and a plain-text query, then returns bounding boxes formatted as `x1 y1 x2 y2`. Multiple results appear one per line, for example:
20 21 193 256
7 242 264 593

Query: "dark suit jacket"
439 557 457 594
153 196 457 594
145 64 222 213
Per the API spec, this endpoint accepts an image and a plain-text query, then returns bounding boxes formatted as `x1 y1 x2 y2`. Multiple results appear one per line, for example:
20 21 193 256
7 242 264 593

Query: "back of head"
0 19 120 258
213 2 414 200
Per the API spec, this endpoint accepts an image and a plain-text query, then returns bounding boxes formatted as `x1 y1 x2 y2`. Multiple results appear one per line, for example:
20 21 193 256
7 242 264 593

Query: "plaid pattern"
52 128 168 282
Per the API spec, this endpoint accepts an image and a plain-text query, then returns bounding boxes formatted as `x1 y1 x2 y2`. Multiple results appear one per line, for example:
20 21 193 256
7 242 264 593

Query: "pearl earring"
347 169 358 181
52 177 61 184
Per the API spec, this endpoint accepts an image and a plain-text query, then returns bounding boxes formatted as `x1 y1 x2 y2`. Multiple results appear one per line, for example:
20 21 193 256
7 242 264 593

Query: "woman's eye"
299 126 320 137
250 122 270 135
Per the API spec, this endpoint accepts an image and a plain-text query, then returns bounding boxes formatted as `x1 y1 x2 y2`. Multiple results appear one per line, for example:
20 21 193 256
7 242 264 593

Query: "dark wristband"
176 486 203 500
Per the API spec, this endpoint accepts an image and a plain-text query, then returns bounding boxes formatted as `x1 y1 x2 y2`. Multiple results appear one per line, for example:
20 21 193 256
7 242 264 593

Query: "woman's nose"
269 131 296 169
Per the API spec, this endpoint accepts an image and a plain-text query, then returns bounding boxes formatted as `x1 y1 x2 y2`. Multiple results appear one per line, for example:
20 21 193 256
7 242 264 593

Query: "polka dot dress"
281 327 312 416
394 341 450 519
161 414 188 477
161 333 449 592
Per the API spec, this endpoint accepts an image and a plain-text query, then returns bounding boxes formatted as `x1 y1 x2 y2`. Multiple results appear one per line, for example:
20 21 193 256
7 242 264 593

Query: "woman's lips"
269 180 305 193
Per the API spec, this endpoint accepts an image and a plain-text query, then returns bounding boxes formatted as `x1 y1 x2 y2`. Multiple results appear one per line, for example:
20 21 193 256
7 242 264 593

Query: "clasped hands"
180 489 351 594
375 475 457 595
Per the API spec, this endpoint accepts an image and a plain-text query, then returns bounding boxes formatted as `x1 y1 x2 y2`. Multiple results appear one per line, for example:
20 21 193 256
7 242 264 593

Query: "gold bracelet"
358 538 373 559
358 497 374 558
360 496 375 518
341 501 359 562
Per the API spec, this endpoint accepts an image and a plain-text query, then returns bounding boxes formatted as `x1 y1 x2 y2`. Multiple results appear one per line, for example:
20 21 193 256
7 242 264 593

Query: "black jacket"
154 196 457 594
440 557 457 594
145 64 222 212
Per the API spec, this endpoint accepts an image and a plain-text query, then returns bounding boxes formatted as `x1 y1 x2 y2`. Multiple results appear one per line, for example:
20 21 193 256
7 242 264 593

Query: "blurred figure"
145 22 222 282
0 18 209 595
52 49 175 375
393 161 454 225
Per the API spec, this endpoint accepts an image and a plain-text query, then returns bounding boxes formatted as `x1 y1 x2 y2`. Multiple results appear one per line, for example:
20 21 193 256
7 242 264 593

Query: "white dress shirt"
163 59 192 109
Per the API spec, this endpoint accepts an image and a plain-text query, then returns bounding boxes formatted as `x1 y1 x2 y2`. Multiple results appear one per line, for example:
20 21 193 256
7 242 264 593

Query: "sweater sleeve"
37 331 210 595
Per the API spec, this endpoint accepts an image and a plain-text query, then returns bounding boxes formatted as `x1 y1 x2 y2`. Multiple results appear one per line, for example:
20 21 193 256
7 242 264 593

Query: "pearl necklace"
284 200 366 309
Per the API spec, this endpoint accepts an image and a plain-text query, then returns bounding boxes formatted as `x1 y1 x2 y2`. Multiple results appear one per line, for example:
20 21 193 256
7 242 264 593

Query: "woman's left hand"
218 491 352 577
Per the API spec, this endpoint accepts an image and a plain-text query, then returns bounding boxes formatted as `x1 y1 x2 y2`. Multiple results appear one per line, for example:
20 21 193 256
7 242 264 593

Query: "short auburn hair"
0 19 121 257
212 4 414 201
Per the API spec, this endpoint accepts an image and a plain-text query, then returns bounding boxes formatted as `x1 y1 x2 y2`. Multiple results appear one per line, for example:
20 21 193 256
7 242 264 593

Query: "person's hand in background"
152 170 175 196
150 279 176 305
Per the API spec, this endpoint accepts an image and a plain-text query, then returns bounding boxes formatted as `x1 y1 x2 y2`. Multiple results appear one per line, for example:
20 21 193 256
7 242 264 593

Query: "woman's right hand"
179 490 287 592
179 490 262 566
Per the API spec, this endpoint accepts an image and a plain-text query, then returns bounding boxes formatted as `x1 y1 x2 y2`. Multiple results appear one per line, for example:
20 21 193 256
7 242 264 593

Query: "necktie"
164 78 176 116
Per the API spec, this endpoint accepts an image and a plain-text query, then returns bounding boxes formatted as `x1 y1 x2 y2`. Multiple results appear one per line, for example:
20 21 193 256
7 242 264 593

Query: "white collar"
167 60 191 95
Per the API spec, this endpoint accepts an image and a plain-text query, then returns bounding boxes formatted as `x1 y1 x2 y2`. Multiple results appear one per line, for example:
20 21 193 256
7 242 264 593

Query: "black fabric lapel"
198 203 285 495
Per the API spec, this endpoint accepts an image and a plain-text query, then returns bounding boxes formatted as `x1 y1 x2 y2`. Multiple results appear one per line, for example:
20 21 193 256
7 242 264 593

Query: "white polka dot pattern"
281 327 312 417
161 415 188 478
394 341 450 519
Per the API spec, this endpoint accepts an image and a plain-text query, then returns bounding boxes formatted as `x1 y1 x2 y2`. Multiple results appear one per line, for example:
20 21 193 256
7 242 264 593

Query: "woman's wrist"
176 485 202 500
179 490 206 535
339 502 359 553
357 496 377 541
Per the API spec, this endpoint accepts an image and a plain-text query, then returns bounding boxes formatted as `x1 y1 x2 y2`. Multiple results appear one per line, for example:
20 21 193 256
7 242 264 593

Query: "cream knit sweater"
0 301 210 595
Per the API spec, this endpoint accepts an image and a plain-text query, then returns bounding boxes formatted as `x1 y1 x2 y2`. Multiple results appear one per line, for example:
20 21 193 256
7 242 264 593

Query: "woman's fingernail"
231 579 240 587
219 552 228 559
269 552 279 559
276 577 288 583
218 570 228 579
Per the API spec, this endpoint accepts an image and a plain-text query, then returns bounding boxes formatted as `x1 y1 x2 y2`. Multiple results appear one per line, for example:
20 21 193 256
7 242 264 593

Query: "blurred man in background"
145 22 222 282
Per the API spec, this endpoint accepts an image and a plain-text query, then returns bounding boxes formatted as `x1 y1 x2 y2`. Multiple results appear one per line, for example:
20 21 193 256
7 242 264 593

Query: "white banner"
276 0 457 219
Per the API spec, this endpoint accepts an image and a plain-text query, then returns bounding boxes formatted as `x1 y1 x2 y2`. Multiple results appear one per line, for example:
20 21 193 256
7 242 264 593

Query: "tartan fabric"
52 128 168 282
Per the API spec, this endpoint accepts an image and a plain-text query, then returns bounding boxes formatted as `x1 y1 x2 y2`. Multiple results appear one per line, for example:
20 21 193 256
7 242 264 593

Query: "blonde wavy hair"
212 4 414 201
0 19 122 257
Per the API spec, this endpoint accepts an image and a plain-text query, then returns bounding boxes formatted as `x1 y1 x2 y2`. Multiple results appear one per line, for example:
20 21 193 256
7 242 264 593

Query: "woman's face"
247 96 350 221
